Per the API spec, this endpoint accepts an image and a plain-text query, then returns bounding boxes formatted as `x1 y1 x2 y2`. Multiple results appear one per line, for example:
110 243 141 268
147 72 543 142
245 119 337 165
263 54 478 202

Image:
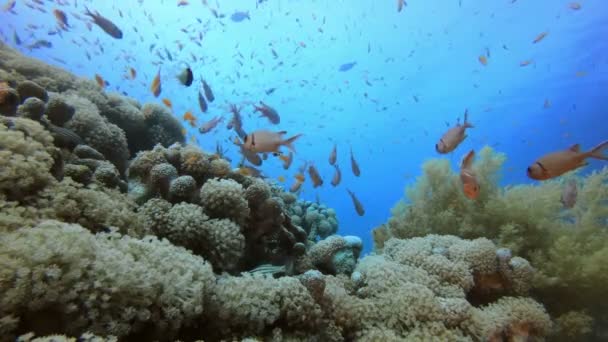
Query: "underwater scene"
0 0 607 341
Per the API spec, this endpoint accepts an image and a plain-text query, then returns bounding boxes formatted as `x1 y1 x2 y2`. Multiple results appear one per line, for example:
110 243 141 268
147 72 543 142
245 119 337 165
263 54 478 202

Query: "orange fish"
346 189 365 216
295 172 305 183
94 74 105 88
183 110 196 127
478 55 488 66
527 142 608 180
280 151 293 170
329 143 337 165
289 180 303 193
568 2 581 10
532 32 548 44
519 60 532 67
436 110 473 154
308 165 323 188
53 9 70 30
151 68 161 97
162 98 173 110
460 150 480 200
277 175 286 183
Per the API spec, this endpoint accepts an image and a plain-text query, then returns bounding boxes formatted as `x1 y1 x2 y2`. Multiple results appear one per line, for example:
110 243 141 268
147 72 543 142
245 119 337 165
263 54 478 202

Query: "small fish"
199 116 223 134
568 3 581 10
436 110 474 154
162 98 173 110
295 172 306 183
177 0 189 6
346 189 365 216
265 87 276 95
478 55 488 66
183 110 197 127
460 150 480 200
331 164 341 187
53 9 70 30
151 68 161 97
238 165 263 178
308 165 323 188
561 179 578 208
543 99 551 108
254 101 280 124
329 143 337 165
527 141 608 180
198 90 208 113
177 67 193 87
520 60 532 67
94 74 106 88
128 67 137 79
338 61 357 72
84 6 123 39
277 175 286 183
202 79 214 102
397 0 407 12
243 130 302 154
12 30 21 45
280 151 293 170
289 180 303 193
230 11 250 22
27 40 53 50
350 147 360 177
532 32 548 44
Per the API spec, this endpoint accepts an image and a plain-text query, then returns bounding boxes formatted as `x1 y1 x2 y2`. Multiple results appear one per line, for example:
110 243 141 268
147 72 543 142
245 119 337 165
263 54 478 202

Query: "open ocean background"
2 0 607 254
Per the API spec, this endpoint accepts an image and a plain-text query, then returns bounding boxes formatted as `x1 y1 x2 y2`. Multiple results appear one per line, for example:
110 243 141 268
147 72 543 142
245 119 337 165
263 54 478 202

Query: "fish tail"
283 134 302 153
588 140 608 161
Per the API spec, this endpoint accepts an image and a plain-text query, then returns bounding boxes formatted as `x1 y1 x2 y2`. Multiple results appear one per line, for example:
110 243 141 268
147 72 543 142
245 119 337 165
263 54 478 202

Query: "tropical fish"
178 0 189 6
397 0 407 12
350 147 360 177
435 110 473 154
280 151 293 170
329 143 337 165
478 55 488 66
569 2 581 10
277 175 286 183
202 79 214 102
243 130 302 154
183 111 197 127
460 150 480 200
289 180 303 193
331 164 341 187
231 11 250 22
162 98 173 110
27 40 52 50
84 6 123 39
561 179 578 208
177 67 193 86
199 116 223 134
339 62 357 72
346 189 365 216
53 9 70 30
237 165 263 178
532 31 548 44
198 90 208 113
150 68 162 97
128 67 137 79
254 101 280 124
308 165 323 188
295 172 306 183
94 74 106 88
527 142 608 180
520 60 532 67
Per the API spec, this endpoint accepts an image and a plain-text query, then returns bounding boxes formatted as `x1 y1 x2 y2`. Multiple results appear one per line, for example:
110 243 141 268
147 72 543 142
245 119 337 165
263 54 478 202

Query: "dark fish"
197 90 208 112
202 79 214 102
350 147 360 177
177 67 193 87
230 11 250 22
27 39 52 50
165 47 173 61
339 61 357 72
84 6 123 39
12 30 20 45
346 189 365 216
265 87 276 95
254 101 280 124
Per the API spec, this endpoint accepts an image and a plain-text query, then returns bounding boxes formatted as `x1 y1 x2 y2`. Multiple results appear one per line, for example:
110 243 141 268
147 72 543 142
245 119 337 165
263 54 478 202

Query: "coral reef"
383 146 608 339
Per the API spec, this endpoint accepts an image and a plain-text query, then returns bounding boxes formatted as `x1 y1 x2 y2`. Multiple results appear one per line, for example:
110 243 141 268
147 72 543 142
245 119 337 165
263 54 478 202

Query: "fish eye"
526 167 532 173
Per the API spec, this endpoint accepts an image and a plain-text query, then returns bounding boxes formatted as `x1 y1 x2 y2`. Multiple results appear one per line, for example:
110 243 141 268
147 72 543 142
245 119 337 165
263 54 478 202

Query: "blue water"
2 0 607 254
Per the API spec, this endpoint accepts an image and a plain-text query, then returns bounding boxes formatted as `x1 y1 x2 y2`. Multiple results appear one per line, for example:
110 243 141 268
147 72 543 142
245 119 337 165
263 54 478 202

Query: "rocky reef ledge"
0 42 551 341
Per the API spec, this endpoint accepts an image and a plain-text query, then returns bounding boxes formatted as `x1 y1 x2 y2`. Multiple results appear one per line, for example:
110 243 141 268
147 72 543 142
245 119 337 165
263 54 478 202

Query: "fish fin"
283 134 302 153
588 140 608 161
568 144 581 152
460 150 475 169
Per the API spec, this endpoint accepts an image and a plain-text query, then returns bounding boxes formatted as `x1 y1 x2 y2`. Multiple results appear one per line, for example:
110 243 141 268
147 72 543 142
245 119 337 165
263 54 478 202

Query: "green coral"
384 145 608 337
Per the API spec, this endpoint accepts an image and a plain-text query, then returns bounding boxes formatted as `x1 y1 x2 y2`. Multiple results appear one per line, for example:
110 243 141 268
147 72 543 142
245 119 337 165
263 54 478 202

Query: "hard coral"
200 178 250 226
